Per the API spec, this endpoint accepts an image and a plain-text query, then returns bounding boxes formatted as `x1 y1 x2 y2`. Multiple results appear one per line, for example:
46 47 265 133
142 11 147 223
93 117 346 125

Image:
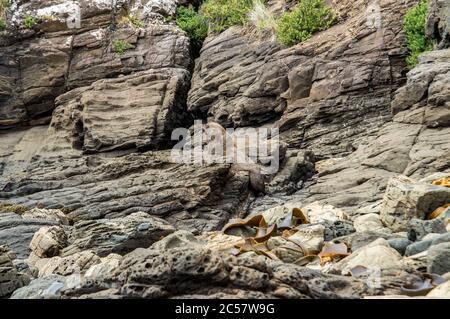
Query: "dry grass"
0 202 30 215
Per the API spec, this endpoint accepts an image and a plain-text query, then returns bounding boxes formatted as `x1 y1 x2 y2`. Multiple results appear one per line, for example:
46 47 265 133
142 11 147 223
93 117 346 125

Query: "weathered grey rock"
298 49 450 216
0 212 61 259
353 213 386 233
405 232 450 256
302 202 349 224
10 274 66 299
30 226 67 258
427 242 450 275
387 238 412 256
322 220 356 241
83 254 123 281
289 224 325 253
0 1 190 129
407 218 447 240
188 28 292 128
44 68 191 153
0 246 30 297
392 49 450 127
189 0 414 160
62 212 176 257
267 236 305 263
405 241 432 258
380 175 450 232
21 208 70 226
0 150 250 234
334 231 401 252
426 0 450 49
34 250 101 278
61 246 368 299
332 239 403 275
267 150 315 194
150 230 204 251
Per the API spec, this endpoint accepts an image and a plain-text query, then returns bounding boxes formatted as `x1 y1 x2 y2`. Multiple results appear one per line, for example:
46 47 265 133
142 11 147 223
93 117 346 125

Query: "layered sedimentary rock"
427 0 450 48
189 0 413 159
300 48 450 215
0 150 250 233
1 0 450 299
0 0 190 128
44 68 192 153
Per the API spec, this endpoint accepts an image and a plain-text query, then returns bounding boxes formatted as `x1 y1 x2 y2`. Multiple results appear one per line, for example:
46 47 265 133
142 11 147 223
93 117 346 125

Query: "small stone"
289 224 325 253
334 231 399 251
267 237 305 263
353 213 386 233
302 202 349 224
323 220 355 240
151 230 204 250
388 238 412 255
406 241 434 257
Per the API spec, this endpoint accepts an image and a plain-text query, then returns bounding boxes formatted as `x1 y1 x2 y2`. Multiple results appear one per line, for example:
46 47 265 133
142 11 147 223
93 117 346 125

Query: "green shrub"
200 0 254 33
404 0 434 69
276 0 336 46
128 14 144 28
176 5 208 47
113 39 134 55
23 14 35 29
0 0 10 30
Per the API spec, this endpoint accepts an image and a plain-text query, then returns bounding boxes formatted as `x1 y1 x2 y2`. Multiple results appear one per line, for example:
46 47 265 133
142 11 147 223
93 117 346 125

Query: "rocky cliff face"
1 0 450 299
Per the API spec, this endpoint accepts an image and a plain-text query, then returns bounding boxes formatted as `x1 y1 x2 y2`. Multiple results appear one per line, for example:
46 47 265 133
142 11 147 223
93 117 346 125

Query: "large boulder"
0 246 30 297
392 49 450 128
332 238 403 275
380 175 450 232
427 242 450 275
10 274 66 299
61 212 176 257
0 211 62 259
44 68 192 153
30 226 68 258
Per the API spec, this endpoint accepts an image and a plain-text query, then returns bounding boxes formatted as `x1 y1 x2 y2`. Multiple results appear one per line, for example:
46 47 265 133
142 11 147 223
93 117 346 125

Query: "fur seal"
205 122 266 195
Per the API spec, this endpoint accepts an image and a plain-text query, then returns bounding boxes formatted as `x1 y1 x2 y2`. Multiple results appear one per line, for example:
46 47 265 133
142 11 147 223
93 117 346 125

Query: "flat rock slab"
0 151 249 234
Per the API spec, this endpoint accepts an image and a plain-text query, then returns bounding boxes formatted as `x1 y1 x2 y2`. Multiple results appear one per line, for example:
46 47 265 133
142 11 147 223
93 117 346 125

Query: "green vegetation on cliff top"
404 0 434 69
176 0 336 48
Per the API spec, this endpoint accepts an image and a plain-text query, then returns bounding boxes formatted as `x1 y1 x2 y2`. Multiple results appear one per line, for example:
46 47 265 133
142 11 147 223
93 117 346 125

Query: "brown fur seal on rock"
205 122 266 195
